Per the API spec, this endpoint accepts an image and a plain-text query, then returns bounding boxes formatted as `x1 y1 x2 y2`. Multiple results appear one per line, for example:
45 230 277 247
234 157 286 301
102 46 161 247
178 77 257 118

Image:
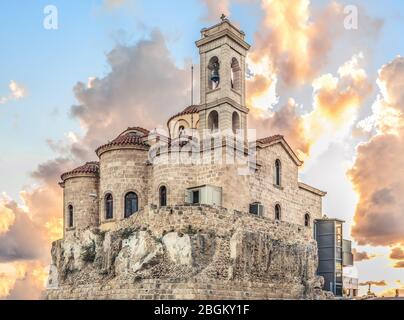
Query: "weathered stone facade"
46 205 330 300
45 18 331 300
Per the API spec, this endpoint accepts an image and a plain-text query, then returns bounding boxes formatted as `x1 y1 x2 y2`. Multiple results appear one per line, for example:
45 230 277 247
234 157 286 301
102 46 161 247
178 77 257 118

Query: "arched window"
232 112 240 134
275 204 281 221
159 186 167 207
124 192 138 218
178 125 185 137
305 213 311 227
105 193 113 220
208 110 219 132
275 159 281 186
208 56 220 90
231 58 241 91
68 205 74 228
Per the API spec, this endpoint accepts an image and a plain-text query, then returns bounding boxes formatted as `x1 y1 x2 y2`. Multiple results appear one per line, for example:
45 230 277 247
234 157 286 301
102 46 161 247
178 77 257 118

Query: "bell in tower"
196 16 250 138
208 56 220 90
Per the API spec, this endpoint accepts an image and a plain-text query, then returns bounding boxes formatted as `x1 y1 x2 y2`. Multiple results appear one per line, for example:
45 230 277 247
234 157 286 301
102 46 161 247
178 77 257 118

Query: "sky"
0 0 404 299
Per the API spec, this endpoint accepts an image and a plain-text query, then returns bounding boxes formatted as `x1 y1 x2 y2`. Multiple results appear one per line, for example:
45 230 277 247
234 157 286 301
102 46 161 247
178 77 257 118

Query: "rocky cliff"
45 205 331 300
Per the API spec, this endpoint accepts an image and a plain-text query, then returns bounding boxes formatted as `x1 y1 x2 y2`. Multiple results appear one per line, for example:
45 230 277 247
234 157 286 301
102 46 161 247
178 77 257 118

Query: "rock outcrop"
45 205 331 300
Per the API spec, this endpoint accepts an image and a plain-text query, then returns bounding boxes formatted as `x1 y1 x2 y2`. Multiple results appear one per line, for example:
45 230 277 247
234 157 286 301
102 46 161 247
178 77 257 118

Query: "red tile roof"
124 127 150 137
257 135 284 144
95 129 149 156
61 161 99 181
167 105 199 124
257 134 303 166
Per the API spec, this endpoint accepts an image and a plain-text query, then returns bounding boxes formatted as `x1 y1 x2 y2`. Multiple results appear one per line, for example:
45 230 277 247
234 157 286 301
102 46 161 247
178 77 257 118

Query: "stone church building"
45 18 331 300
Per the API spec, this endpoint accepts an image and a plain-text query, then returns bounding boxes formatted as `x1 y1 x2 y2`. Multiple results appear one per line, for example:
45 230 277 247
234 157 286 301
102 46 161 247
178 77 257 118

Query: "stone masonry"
46 205 330 300
45 18 331 300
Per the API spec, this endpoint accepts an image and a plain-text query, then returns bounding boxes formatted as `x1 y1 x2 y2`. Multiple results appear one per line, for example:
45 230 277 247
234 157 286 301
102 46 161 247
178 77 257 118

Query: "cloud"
349 57 404 248
103 0 131 9
249 53 372 160
0 261 47 300
201 0 230 21
0 201 48 263
390 247 404 260
0 154 77 299
0 30 191 299
0 200 15 234
248 0 340 87
0 81 26 105
359 280 387 287
394 261 404 269
353 248 376 262
0 159 71 299
0 159 73 264
249 98 310 156
70 29 190 160
246 0 382 118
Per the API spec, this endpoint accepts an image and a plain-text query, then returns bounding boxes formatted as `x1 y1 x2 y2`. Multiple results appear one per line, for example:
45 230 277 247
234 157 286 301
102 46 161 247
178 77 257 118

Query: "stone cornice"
96 144 149 158
298 182 327 197
199 97 249 114
61 172 99 183
257 137 303 166
195 28 251 52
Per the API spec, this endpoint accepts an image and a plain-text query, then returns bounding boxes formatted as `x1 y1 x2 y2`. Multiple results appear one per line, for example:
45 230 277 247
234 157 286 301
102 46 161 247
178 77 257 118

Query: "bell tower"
196 16 250 136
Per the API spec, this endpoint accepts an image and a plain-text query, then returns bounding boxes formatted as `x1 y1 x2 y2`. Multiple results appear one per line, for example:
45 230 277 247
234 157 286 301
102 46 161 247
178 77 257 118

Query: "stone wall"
98 148 150 224
149 142 322 228
45 205 330 300
252 144 323 225
63 140 323 234
63 176 99 234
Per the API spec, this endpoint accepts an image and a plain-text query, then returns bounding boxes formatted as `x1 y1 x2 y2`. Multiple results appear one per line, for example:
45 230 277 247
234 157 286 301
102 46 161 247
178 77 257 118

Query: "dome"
61 161 100 181
167 105 200 138
95 127 150 157
167 105 199 125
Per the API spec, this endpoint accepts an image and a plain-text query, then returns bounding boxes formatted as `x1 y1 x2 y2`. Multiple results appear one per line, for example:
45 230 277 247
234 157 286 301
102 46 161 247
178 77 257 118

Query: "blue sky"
0 0 263 200
2 0 403 200
1 0 404 298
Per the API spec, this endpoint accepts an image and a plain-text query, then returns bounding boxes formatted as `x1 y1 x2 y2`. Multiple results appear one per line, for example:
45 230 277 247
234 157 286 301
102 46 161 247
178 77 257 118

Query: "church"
45 17 333 300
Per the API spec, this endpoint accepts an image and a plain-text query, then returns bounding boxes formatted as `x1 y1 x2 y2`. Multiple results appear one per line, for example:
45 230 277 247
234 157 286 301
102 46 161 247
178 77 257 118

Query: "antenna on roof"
191 64 194 106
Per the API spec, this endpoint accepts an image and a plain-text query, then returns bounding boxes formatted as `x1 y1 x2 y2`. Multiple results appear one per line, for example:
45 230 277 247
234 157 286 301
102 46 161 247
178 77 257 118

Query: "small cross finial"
220 13 227 21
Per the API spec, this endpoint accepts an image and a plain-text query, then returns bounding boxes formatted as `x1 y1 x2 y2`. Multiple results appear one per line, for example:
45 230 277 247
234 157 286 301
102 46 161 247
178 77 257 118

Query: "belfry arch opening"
208 110 219 132
231 58 241 91
208 56 220 90
232 112 240 134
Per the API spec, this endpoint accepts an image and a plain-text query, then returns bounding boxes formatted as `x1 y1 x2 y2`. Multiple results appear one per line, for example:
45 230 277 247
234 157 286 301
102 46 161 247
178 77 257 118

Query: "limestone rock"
45 205 332 300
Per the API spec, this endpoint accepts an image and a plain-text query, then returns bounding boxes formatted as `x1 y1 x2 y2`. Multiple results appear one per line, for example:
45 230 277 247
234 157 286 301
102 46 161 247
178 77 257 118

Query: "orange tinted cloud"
353 248 376 262
249 98 310 157
0 261 47 300
250 53 372 159
70 30 190 161
249 0 343 88
359 280 387 287
390 247 404 260
349 57 404 248
0 159 72 299
0 200 15 234
0 30 191 299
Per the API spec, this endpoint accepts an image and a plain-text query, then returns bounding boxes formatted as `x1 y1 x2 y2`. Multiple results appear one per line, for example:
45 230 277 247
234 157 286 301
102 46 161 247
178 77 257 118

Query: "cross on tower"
220 13 227 21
